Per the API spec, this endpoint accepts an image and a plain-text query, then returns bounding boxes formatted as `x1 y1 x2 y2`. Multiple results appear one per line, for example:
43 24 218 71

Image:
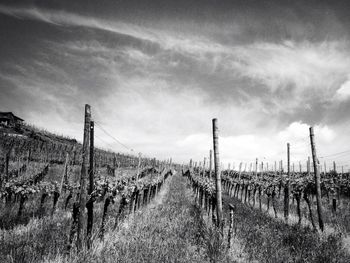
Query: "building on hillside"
0 112 24 127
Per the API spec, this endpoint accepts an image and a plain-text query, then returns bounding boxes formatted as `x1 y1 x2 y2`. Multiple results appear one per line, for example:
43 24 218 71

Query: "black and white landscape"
0 1 350 262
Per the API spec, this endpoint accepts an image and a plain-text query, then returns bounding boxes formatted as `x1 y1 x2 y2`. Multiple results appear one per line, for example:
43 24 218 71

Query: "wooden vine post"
87 120 94 248
114 154 119 180
212 118 223 229
4 143 14 181
113 154 117 176
238 162 242 180
77 104 91 249
209 150 213 178
284 143 290 223
227 204 235 248
332 161 337 212
59 152 70 194
280 160 283 173
309 127 324 231
26 148 30 177
136 152 141 180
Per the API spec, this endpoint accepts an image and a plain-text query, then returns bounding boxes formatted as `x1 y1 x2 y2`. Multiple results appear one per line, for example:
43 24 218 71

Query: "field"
3 1 350 262
188 168 350 262
1 118 350 263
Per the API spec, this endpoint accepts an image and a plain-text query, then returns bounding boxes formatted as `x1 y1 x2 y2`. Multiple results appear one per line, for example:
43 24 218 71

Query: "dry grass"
43 173 212 263
3 170 349 263
232 186 350 255
222 193 350 263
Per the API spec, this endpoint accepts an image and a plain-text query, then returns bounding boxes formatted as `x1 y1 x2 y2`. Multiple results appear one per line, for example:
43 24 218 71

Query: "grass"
0 162 138 230
1 169 349 263
0 210 71 262
0 162 137 262
229 183 350 254
222 193 350 262
0 189 123 263
0 163 80 230
2 171 206 263
43 173 212 263
256 188 350 233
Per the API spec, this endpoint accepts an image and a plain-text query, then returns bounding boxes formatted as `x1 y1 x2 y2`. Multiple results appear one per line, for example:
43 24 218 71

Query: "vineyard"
0 105 175 262
182 119 350 262
1 108 350 262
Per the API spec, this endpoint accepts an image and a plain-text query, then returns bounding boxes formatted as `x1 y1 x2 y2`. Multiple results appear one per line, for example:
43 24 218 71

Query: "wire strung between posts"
321 155 350 163
94 121 133 152
94 134 111 146
319 149 350 159
329 162 350 167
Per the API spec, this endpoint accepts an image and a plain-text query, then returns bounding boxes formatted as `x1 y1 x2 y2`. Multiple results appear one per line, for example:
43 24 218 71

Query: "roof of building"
0 112 24 121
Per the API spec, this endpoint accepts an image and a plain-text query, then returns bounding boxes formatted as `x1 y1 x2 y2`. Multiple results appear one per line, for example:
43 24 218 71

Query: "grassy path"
52 172 210 263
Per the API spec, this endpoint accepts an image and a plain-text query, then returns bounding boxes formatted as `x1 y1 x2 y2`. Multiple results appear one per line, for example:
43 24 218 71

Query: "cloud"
2 5 349 92
278 122 335 144
61 23 350 115
0 4 230 57
175 121 340 169
334 79 350 100
2 3 350 164
229 41 350 91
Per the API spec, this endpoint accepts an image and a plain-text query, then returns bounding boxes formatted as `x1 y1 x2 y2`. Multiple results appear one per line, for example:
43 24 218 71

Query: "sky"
1 0 350 170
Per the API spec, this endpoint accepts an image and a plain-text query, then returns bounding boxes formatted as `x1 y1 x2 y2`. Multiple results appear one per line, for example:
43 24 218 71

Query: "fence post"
332 161 338 212
59 153 69 194
281 160 283 173
136 153 141 180
77 104 91 249
284 143 290 223
113 154 117 177
212 118 223 230
238 162 242 180
209 150 213 178
227 204 235 248
87 120 94 248
309 127 324 231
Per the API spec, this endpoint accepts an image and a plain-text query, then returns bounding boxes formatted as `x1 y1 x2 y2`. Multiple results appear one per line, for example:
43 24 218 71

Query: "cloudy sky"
1 0 350 170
